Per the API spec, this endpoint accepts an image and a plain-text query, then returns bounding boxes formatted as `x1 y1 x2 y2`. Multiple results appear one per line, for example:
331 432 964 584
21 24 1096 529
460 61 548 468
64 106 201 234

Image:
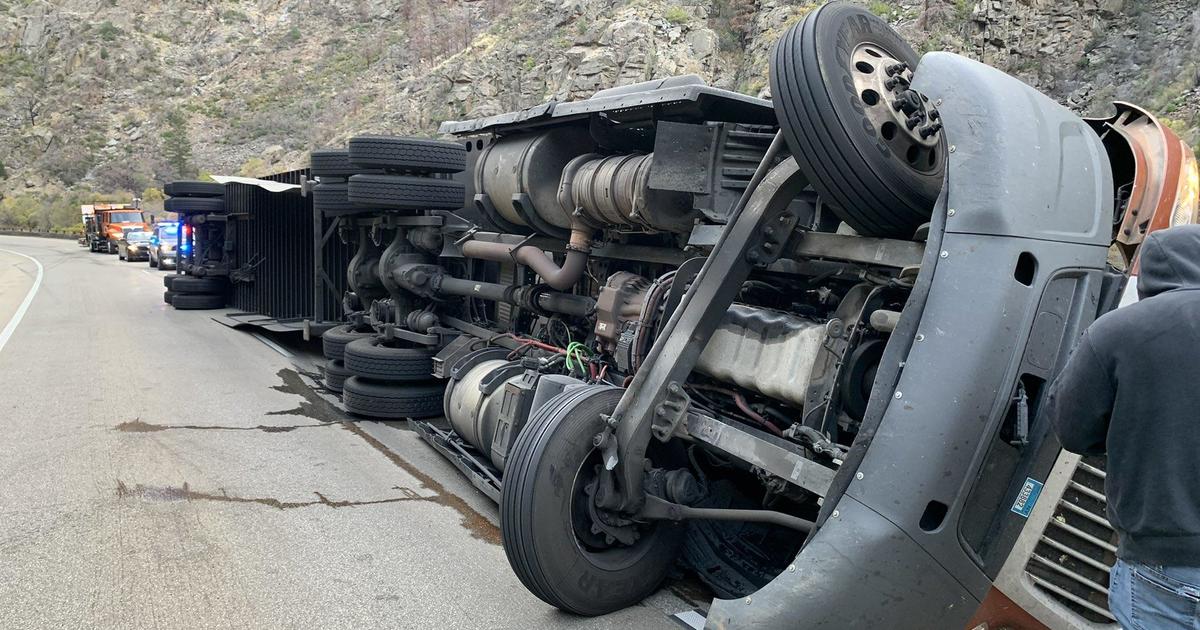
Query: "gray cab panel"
708 52 1112 629
916 52 1112 246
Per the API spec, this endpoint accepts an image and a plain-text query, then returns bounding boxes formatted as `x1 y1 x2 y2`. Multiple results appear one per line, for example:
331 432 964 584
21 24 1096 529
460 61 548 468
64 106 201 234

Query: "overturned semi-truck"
300 3 1198 627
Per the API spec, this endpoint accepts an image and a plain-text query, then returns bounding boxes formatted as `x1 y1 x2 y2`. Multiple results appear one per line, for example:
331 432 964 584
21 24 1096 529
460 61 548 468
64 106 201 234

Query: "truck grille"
1023 456 1118 624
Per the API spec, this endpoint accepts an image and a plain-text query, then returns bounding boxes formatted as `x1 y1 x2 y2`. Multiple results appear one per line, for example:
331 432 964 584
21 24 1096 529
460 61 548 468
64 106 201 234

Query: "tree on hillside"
401 0 504 64
0 48 53 156
0 49 53 176
161 109 194 179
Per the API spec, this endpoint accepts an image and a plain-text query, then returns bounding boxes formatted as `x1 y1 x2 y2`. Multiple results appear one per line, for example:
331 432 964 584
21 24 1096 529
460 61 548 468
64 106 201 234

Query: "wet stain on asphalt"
115 368 502 545
268 368 346 422
339 416 502 546
273 367 501 545
115 418 329 434
115 480 428 510
114 419 169 433
113 369 345 432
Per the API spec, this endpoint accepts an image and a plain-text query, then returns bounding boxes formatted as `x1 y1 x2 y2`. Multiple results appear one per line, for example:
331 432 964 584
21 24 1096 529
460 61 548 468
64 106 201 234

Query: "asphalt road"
0 235 694 630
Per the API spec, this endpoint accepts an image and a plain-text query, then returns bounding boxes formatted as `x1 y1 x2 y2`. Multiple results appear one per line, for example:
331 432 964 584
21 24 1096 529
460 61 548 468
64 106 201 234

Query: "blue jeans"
1110 559 1200 629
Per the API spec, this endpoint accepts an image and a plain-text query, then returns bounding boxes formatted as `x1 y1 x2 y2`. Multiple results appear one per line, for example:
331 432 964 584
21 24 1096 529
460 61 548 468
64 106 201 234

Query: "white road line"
0 248 44 355
251 332 294 358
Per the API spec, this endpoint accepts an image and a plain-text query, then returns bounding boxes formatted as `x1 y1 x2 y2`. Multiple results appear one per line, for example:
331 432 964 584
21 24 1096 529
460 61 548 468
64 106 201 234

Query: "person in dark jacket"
1043 224 1200 629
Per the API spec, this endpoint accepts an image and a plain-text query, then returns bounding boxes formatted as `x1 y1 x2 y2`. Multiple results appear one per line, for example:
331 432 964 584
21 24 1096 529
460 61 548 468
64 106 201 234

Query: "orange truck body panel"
95 206 150 242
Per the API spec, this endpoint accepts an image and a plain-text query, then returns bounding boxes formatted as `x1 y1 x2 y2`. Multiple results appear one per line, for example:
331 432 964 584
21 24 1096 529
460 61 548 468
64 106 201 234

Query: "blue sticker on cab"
1011 477 1044 518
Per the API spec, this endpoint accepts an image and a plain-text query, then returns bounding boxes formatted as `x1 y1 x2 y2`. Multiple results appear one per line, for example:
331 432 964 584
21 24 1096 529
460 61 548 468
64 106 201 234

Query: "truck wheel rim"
850 43 941 174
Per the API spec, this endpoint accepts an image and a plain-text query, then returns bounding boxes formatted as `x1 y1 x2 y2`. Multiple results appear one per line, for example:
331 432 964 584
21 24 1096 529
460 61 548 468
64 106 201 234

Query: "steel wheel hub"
850 43 942 173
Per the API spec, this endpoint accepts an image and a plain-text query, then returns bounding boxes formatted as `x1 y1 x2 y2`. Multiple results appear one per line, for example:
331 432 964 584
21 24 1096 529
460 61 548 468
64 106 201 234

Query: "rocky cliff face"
1 0 1197 209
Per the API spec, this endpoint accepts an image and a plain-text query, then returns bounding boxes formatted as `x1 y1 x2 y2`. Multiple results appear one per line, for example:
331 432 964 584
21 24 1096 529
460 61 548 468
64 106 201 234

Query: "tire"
149 253 158 268
163 290 175 305
163 275 184 290
118 249 125 261
165 197 226 215
341 377 444 419
770 3 943 238
348 136 466 173
344 337 436 382
164 181 225 198
170 276 227 294
681 480 804 599
321 324 376 361
500 386 684 616
348 174 465 210
312 182 374 217
171 293 225 310
309 149 356 178
324 360 352 392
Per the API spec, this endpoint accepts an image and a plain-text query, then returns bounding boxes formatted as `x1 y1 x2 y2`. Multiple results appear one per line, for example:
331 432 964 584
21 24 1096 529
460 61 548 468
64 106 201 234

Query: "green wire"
564 341 590 372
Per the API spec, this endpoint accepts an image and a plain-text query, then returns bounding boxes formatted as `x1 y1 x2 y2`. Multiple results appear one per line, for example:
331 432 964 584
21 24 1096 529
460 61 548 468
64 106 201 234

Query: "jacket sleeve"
1042 332 1114 456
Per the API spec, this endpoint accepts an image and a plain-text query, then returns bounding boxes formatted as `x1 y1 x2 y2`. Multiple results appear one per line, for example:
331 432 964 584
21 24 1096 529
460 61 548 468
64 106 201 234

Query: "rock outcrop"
0 0 1196 203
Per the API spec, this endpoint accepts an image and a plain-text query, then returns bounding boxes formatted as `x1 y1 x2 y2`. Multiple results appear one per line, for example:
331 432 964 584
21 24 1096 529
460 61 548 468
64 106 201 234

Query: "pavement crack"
114 480 432 510
115 418 330 434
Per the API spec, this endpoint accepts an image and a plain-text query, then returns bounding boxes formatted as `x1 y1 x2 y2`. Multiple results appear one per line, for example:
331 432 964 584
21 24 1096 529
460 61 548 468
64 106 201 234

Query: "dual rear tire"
162 274 227 310
165 181 225 219
324 330 443 418
343 336 436 381
341 376 443 419
323 360 352 392
320 324 375 362
310 137 467 217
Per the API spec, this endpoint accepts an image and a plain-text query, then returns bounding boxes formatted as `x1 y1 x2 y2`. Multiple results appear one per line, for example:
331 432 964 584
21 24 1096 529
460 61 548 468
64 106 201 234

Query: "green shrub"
868 1 893 18
96 21 122 41
955 0 973 19
664 7 689 25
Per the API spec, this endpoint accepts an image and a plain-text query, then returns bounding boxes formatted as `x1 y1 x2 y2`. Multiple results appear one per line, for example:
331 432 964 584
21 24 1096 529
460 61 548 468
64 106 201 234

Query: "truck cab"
89 205 149 254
